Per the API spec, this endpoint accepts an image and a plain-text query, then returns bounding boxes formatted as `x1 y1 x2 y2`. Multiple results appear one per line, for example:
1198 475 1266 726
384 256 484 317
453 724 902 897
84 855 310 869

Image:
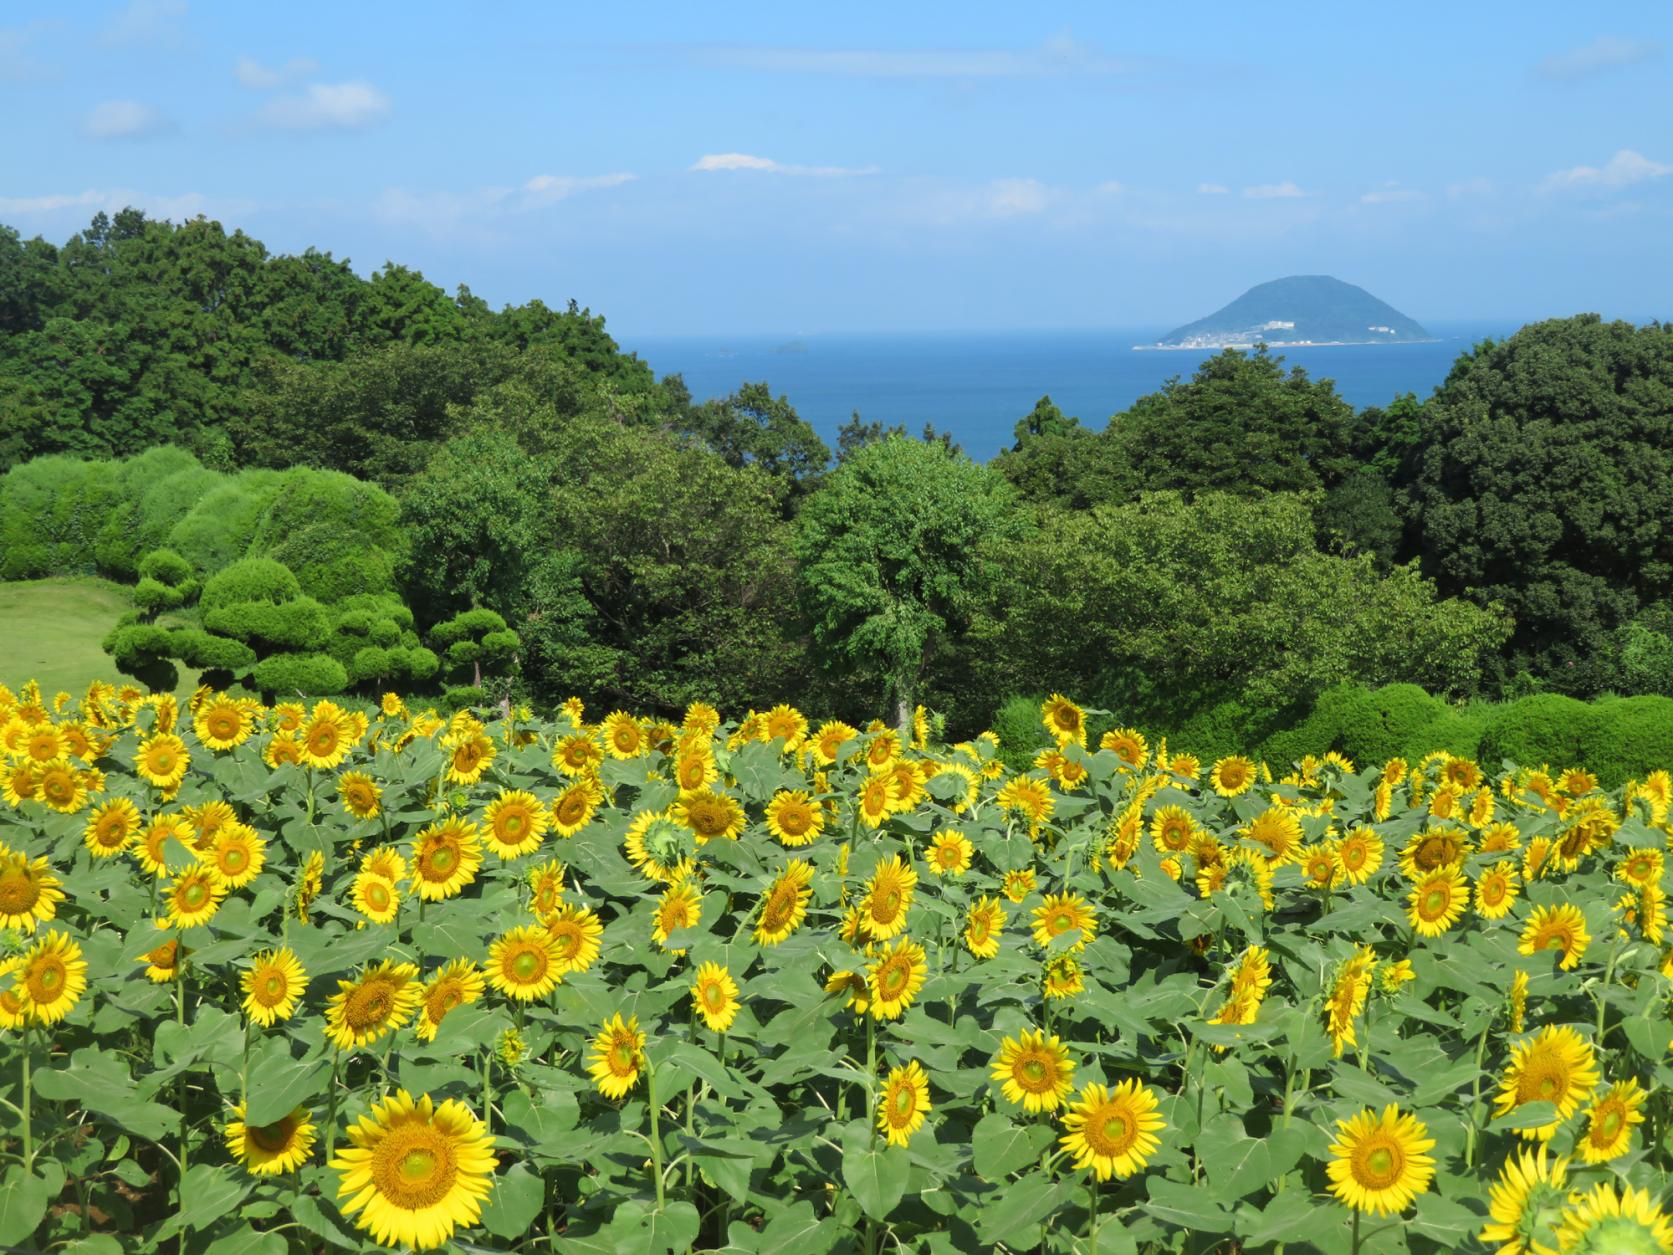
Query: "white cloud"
1093 180 1124 197
258 80 390 130
690 152 879 177
0 188 210 219
691 34 1142 79
100 0 188 47
1360 183 1424 204
374 172 636 235
1536 36 1660 80
83 99 171 140
234 55 317 88
1542 148 1672 193
1195 182 1229 195
1446 178 1494 199
985 177 1051 217
1243 181 1305 199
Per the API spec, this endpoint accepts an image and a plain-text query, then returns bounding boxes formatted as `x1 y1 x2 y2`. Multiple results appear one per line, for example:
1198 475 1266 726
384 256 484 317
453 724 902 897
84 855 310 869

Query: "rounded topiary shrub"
251 652 348 697
990 694 1051 772
1478 693 1596 772
1578 696 1673 788
200 557 302 611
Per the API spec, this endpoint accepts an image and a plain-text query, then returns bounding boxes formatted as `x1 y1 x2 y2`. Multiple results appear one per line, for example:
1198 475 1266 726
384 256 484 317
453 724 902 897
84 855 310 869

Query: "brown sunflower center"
0 871 39 913
369 1123 458 1210
245 1116 298 1153
1355 1139 1402 1188
343 979 396 1029
26 957 65 1000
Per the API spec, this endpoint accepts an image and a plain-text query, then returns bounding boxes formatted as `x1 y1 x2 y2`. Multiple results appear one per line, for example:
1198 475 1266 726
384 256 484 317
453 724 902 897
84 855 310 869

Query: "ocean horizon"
624 321 1521 459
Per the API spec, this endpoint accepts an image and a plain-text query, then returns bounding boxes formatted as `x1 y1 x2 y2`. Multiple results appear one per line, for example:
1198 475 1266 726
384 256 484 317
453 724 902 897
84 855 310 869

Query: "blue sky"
2 2 1670 334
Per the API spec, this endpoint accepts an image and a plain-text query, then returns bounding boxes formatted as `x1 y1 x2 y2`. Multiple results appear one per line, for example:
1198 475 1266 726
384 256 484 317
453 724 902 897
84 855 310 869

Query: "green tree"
795 435 1020 731
683 381 830 492
1397 316 1673 694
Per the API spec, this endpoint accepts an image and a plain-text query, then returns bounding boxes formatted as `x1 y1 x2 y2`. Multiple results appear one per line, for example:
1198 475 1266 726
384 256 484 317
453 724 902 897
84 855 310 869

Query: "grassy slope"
0 577 197 699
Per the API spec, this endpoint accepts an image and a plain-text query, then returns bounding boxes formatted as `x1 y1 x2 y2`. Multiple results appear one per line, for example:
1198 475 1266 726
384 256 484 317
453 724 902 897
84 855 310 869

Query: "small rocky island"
1140 274 1434 349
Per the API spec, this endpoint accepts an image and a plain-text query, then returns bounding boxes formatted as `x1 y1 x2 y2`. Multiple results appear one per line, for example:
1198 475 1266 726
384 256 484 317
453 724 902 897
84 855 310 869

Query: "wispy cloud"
691 152 879 177
1195 182 1229 195
0 188 213 220
83 100 172 141
257 80 390 130
985 177 1052 217
1446 178 1494 200
1536 35 1660 80
1243 181 1305 199
1542 148 1672 193
686 33 1144 79
374 173 636 235
100 0 188 48
234 55 318 88
1360 183 1424 205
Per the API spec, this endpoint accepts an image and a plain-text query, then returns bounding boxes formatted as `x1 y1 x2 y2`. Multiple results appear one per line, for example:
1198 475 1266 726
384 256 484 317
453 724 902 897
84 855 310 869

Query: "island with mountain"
1138 275 1434 349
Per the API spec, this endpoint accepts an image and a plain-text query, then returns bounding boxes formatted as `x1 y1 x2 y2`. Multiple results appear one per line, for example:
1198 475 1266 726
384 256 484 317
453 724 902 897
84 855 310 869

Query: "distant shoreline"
1132 338 1440 351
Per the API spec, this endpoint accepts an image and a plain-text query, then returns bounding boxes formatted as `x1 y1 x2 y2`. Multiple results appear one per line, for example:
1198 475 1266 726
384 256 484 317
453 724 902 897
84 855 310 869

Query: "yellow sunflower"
652 879 704 953
543 903 604 976
324 960 422 1051
858 854 917 941
135 732 190 792
552 732 602 779
867 936 927 1020
672 751 716 794
1407 867 1468 937
201 822 265 889
623 809 691 882
1031 892 1096 953
141 933 188 983
927 830 974 877
588 1013 646 1098
1041 694 1086 747
161 865 227 929
1325 1105 1436 1216
1474 862 1521 920
486 925 563 1001
762 703 808 750
1493 1025 1600 1140
691 961 741 1033
964 895 1007 959
242 948 307 1026
83 796 141 857
809 719 859 765
1326 946 1377 1059
0 851 65 932
195 697 256 752
338 771 382 820
1575 1079 1646 1164
991 1028 1075 1112
527 860 566 917
480 789 548 859
550 777 604 839
409 817 482 901
227 1103 315 1175
1002 867 1037 903
35 759 89 813
754 860 814 946
298 702 356 771
333 1090 496 1250
878 1060 931 1147
1479 1146 1569 1255
1553 1183 1673 1254
351 871 402 925
1210 755 1256 797
13 930 88 1024
1043 954 1084 1001
675 788 745 843
1060 1079 1165 1181
1242 807 1302 864
1518 904 1591 972
599 711 644 759
1149 805 1198 855
415 959 485 1042
765 789 824 847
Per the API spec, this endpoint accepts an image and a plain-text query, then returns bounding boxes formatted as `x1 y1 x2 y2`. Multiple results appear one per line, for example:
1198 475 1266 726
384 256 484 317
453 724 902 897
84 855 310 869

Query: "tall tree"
795 435 1020 730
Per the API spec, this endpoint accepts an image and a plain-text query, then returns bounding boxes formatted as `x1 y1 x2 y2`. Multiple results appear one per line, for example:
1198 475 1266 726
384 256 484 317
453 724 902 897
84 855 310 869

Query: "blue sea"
623 322 1517 459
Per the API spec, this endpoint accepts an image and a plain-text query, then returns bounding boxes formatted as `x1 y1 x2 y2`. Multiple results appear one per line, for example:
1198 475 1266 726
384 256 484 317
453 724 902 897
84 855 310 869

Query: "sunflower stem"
19 1022 32 1171
1595 942 1621 1045
1351 1206 1361 1255
646 1055 665 1208
1086 1174 1098 1254
324 1050 342 1164
1463 1022 1492 1169
481 1047 493 1136
176 972 189 1255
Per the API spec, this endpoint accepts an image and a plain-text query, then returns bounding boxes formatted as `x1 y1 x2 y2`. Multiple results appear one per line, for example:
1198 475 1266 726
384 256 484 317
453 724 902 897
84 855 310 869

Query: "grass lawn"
0 577 197 699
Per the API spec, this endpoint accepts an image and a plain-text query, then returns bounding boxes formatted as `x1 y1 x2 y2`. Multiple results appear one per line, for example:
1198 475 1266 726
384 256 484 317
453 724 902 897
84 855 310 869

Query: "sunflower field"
2 682 1673 1254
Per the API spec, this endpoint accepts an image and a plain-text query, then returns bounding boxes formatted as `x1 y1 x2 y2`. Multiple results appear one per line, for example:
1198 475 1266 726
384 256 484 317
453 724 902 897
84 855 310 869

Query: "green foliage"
429 607 520 706
1110 347 1357 497
977 491 1510 738
990 694 1052 771
187 557 342 697
248 467 405 602
796 435 1021 726
325 594 438 689
131 548 198 618
682 381 830 492
1399 315 1673 695
101 617 179 693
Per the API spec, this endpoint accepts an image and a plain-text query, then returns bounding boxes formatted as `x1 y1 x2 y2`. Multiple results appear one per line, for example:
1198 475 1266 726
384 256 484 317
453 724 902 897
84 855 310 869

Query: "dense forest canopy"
2 209 1671 743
